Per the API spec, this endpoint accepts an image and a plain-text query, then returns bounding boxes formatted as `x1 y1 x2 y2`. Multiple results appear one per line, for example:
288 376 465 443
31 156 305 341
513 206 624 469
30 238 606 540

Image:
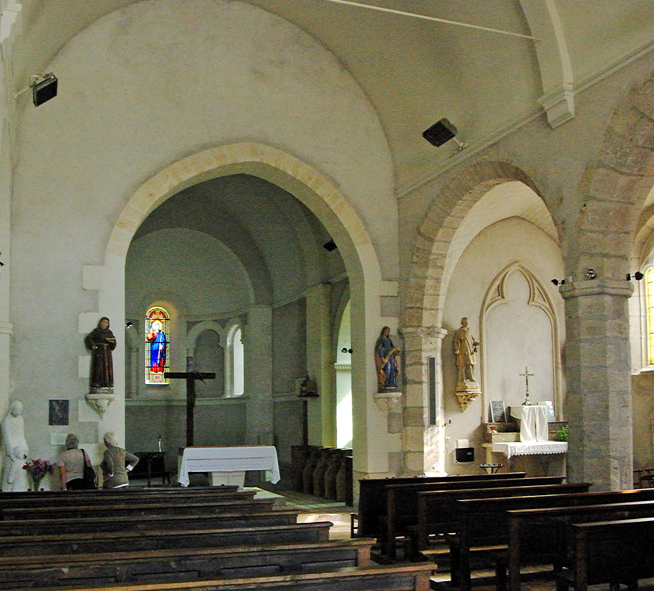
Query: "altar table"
489 441 568 459
178 446 280 487
482 441 567 477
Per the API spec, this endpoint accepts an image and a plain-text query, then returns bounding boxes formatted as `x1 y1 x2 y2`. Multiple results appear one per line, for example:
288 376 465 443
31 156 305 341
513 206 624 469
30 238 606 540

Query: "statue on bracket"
85 316 116 394
375 326 400 392
453 316 481 411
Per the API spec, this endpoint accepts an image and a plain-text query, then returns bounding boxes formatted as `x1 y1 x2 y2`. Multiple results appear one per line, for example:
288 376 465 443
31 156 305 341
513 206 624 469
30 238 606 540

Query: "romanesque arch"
402 161 549 474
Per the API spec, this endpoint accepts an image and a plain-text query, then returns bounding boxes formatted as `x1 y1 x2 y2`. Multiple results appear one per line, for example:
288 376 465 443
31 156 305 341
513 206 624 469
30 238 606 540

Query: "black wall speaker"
33 73 58 107
422 118 458 146
455 447 475 463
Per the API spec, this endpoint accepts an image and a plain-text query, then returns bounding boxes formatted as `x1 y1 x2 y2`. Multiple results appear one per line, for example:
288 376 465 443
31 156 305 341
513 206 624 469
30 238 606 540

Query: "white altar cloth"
178 446 280 487
491 441 568 459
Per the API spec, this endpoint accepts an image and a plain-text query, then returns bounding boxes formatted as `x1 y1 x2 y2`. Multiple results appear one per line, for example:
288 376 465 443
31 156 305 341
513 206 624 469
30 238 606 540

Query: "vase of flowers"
23 458 56 491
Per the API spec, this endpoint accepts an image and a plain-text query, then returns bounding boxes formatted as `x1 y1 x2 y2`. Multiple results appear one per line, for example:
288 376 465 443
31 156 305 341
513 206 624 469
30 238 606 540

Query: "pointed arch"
480 261 562 418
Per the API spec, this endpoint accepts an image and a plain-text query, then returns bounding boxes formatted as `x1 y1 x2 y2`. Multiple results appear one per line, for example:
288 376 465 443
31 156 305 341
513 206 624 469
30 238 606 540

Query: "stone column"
560 279 634 490
0 2 21 421
305 284 335 447
244 305 273 445
400 325 448 475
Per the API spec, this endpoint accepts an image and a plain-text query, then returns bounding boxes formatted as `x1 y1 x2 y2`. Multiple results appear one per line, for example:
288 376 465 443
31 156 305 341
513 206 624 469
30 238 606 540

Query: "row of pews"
0 485 434 590
357 472 654 591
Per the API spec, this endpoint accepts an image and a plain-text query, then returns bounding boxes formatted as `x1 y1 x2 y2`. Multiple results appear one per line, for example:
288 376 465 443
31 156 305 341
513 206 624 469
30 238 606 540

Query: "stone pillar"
0 1 21 421
305 284 335 447
400 326 448 475
560 279 634 490
244 305 273 445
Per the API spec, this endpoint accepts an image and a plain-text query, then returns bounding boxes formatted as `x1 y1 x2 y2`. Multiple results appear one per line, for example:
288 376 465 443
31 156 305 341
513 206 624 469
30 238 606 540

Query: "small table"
479 463 503 474
131 452 171 486
178 446 280 488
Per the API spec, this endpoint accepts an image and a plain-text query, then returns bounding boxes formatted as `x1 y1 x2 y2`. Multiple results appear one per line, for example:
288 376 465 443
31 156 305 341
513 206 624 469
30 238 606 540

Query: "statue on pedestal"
2 401 29 492
453 317 481 411
375 326 400 392
85 317 116 393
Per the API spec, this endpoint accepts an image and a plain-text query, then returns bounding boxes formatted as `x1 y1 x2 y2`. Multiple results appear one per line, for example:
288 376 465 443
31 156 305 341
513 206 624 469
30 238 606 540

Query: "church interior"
3 0 654 501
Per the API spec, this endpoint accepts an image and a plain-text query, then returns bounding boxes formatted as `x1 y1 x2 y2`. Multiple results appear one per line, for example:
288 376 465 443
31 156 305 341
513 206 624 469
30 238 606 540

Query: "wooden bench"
411 482 590 562
0 522 335 557
0 488 257 510
2 563 436 591
553 517 654 591
382 476 563 560
0 484 238 498
357 472 526 538
1 498 276 520
498 494 654 591
0 509 301 536
0 538 376 589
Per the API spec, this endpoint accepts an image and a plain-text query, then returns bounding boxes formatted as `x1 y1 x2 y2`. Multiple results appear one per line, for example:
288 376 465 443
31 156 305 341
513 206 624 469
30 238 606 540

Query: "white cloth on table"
178 446 280 487
491 441 568 459
520 404 548 442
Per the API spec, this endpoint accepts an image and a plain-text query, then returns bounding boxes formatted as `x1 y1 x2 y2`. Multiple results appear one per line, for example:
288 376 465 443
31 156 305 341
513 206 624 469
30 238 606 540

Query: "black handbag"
81 449 97 489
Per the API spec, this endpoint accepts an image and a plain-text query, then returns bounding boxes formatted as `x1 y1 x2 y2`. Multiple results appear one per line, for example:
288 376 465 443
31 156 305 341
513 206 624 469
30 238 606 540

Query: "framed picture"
489 400 506 423
49 399 69 426
538 400 556 422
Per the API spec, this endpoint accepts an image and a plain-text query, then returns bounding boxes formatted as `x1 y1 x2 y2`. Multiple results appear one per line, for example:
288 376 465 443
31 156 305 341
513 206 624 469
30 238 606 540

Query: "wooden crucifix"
164 370 216 446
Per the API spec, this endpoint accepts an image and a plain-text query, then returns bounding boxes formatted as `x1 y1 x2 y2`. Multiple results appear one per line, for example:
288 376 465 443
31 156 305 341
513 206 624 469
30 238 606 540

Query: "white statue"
5 445 28 491
2 401 29 492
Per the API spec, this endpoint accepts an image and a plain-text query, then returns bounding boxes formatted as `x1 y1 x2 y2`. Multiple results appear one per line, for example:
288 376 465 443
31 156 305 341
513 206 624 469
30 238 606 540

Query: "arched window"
145 307 170 385
226 325 244 397
646 268 654 366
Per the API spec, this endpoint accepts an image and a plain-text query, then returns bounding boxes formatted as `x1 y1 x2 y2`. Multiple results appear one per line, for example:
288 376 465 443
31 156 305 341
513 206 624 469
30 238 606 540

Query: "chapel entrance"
123 172 351 486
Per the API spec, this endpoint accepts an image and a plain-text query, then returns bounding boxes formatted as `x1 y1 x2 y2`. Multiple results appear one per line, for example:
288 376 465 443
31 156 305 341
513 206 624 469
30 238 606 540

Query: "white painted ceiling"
12 0 654 191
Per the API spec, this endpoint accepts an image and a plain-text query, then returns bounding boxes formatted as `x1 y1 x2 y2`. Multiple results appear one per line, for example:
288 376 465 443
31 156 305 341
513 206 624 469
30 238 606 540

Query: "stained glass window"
145 307 170 385
646 268 654 366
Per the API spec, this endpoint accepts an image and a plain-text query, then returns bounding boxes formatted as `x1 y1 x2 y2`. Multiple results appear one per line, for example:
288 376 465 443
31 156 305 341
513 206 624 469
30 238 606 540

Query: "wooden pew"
1 498 276 520
0 522 335 557
0 509 301 536
0 484 238 498
5 562 436 591
498 495 654 591
0 489 257 509
553 518 654 591
410 483 592 566
382 476 563 560
357 472 526 538
0 538 376 589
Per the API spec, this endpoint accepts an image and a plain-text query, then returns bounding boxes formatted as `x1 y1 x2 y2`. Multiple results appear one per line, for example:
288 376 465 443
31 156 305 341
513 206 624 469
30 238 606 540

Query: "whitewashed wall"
8 0 394 468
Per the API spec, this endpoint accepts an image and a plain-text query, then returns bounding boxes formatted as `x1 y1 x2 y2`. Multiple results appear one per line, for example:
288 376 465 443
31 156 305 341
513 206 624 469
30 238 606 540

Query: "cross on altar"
165 371 216 446
519 366 534 405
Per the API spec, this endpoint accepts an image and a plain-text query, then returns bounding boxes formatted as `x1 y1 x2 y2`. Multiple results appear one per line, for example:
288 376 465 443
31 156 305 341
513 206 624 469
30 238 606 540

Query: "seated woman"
58 433 92 490
100 431 139 489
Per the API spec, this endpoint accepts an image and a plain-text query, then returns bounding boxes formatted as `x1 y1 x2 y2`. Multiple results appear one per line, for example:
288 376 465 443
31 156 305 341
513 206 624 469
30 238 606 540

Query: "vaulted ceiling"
11 0 654 191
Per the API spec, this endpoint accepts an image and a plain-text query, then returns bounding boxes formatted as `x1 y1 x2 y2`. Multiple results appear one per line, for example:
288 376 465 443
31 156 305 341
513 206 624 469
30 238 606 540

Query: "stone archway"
402 162 547 475
92 141 388 480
